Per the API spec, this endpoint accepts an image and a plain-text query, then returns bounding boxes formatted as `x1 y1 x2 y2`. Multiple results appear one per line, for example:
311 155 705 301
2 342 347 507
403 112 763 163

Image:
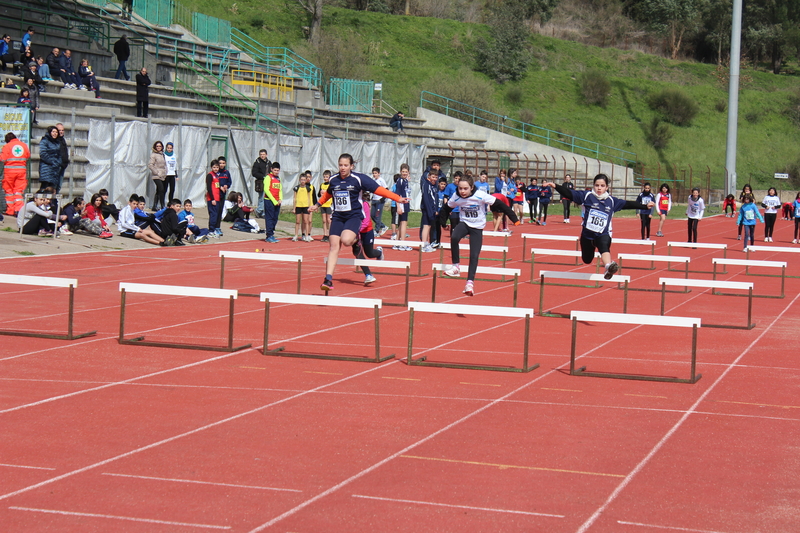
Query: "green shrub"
506 85 524 105
647 117 673 149
745 111 761 124
579 69 611 107
715 99 727 113
518 108 536 124
647 88 699 126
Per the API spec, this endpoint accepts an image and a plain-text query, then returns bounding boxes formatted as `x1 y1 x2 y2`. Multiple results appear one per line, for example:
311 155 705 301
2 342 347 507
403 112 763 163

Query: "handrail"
1 1 111 50
419 91 637 167
230 28 322 88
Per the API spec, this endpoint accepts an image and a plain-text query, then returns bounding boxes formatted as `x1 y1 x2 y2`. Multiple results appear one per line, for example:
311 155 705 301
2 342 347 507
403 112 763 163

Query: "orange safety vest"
0 138 31 168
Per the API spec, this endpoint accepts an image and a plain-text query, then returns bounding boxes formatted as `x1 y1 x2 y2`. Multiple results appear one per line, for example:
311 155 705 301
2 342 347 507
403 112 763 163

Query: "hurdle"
658 277 755 330
617 253 690 293
529 249 600 285
667 242 728 274
521 233 578 262
431 264 521 306
745 246 800 278
373 238 427 276
219 251 302 296
118 283 251 352
0 274 96 340
483 230 510 247
260 292 393 363
406 301 538 373
712 258 786 299
437 242 509 267
538 271 630 318
325 257 411 306
570 311 702 384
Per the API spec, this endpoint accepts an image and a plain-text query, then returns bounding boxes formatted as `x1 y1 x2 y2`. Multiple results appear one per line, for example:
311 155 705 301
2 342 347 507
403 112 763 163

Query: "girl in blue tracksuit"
792 192 800 244
736 194 763 252
636 182 656 240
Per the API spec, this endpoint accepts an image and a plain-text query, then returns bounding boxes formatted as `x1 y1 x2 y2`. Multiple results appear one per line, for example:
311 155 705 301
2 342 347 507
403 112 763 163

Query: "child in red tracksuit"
722 194 736 217
205 159 221 235
352 191 384 286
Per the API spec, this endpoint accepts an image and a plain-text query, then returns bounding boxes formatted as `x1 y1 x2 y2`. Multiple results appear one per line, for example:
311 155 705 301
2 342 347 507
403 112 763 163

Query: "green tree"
629 0 701 59
475 1 531 82
743 0 800 74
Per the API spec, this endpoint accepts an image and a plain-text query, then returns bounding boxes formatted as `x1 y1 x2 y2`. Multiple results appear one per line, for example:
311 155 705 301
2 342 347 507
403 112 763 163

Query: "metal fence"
327 78 374 113
132 0 173 28
193 12 231 45
230 28 322 88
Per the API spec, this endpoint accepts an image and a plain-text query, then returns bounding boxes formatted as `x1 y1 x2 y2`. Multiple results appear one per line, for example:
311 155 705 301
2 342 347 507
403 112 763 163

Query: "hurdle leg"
404 266 410 306
538 274 546 316
502 250 507 269
689 324 702 383
522 236 527 262
529 251 536 284
219 257 226 289
296 259 302 294
570 317 580 375
780 266 786 298
521 314 539 372
747 287 755 329
623 280 629 313
431 270 438 303
119 289 128 343
417 247 423 276
660 282 666 316
227 296 235 350
513 274 518 307
406 308 416 363
372 305 394 362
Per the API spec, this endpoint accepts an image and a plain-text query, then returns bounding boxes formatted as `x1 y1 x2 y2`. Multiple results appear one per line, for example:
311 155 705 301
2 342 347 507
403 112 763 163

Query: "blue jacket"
38 134 62 184
737 202 763 226
0 40 8 57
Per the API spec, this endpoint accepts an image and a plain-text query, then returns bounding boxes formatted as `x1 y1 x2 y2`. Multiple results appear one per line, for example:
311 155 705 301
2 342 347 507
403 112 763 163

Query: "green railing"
231 28 322 88
327 78 374 113
132 0 173 28
0 1 111 50
419 91 637 167
193 13 231 46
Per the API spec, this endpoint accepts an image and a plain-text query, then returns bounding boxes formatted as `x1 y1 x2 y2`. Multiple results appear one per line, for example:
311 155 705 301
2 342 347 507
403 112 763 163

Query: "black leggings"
528 199 538 221
22 214 52 235
795 218 800 240
640 213 651 239
164 175 176 203
738 221 744 237
451 222 483 281
562 199 571 219
580 234 611 264
764 213 777 238
687 218 699 243
539 202 549 221
354 230 380 276
153 180 166 210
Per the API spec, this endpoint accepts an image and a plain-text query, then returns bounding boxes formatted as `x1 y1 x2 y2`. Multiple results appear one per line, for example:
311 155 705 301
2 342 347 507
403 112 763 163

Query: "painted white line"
617 520 732 533
101 472 301 492
0 463 56 471
575 290 800 533
8 506 230 529
351 494 564 518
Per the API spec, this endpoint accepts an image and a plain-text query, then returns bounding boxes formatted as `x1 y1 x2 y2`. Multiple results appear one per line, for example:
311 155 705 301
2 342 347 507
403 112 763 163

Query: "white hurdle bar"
744 246 799 279
712 258 786 299
521 233 579 262
0 274 96 340
219 251 303 296
431 263 521 306
325 257 412 306
373 238 427 276
437 242 509 267
406 301 538 373
118 282 251 352
483 230 510 247
658 277 755 330
618 253 690 292
667 242 728 274
538 270 630 318
260 292 393 363
569 310 702 384
529 249 600 283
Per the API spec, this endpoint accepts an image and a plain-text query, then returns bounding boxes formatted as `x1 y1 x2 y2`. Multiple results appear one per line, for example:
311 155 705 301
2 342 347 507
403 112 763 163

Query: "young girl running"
737 194 763 251
310 154 408 292
792 193 800 244
636 182 655 239
686 187 705 243
761 187 781 242
543 174 655 279
737 183 753 240
439 175 520 296
655 183 671 237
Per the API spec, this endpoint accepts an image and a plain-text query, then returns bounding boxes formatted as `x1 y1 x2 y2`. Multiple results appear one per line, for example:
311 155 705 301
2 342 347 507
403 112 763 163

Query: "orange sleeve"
317 190 331 206
375 186 403 203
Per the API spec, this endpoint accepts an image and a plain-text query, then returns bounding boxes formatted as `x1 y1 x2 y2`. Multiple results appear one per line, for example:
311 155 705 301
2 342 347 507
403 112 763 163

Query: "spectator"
4 78 17 89
1 132 31 216
98 188 119 221
17 86 30 105
55 122 69 191
224 191 260 233
82 193 114 238
113 35 130 80
389 111 404 133
62 197 85 234
205 159 222 237
38 126 61 190
78 58 100 98
59 49 80 89
250 148 270 216
179 200 209 241
135 67 150 117
148 140 167 210
117 194 162 244
45 48 61 81
163 142 178 202
23 61 45 93
370 167 388 236
216 155 231 195
262 161 282 243
23 78 39 124
17 194 56 236
1 34 19 74
122 0 133 20
20 27 34 54
36 57 52 81
157 198 188 246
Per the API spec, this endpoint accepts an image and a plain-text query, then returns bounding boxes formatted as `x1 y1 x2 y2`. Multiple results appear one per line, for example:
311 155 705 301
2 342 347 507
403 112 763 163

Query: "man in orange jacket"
1 132 31 216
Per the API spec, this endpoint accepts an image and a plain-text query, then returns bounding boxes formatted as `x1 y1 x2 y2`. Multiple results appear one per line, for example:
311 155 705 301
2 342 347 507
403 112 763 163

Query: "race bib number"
333 190 351 211
745 210 755 220
585 209 609 233
461 207 479 220
795 205 800 218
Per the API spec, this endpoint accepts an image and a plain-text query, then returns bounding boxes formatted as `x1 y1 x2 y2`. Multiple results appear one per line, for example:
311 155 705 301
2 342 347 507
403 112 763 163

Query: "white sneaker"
421 244 434 253
376 246 384 261
391 233 397 240
304 235 313 242
769 237 773 242
364 274 377 285
463 280 474 296
793 239 798 244
765 238 769 242
565 218 570 223
392 245 401 250
444 264 461 277
59 227 73 235
78 85 87 91
291 236 299 241
743 247 749 252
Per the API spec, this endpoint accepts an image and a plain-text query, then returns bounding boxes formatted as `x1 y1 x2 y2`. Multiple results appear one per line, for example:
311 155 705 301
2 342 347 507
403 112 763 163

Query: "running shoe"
403 245 413 251
305 235 313 242
565 218 570 223
99 230 114 239
38 229 54 237
391 234 397 240
392 245 401 250
430 241 440 249
743 247 749 253
59 227 73 236
421 243 434 253
656 231 664 237
444 264 461 277
364 274 377 285
320 278 333 291
197 234 209 243
737 235 741 240
793 239 798 244
604 261 619 280
291 236 299 241
321 236 329 242
463 280 474 296
265 236 279 243
376 246 384 261
540 221 547 226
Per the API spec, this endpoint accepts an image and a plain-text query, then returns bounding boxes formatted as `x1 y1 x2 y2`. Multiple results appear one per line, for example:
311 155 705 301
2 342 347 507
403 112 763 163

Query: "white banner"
0 106 31 144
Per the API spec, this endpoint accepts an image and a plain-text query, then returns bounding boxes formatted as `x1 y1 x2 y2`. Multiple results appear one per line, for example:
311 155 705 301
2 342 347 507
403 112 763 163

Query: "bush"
784 88 800 127
519 108 536 124
420 67 498 115
715 99 727 113
475 2 530 82
647 88 699 126
745 111 761 124
506 85 524 105
647 117 672 149
579 69 611 107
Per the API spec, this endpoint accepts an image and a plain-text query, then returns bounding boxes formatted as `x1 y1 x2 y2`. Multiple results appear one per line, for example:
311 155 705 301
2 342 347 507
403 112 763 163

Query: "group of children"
17 188 116 238
118 194 211 246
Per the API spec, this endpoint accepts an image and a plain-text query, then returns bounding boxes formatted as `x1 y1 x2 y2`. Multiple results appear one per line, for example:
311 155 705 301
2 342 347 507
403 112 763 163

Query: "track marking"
575 290 800 533
460 382 501 387
351 494 564 518
624 394 668 399
542 388 583 392
8 506 230 529
239 366 268 370
303 371 343 376
714 399 799 410
617 520 732 533
0 463 55 471
401 455 625 478
101 473 301 492
382 376 421 381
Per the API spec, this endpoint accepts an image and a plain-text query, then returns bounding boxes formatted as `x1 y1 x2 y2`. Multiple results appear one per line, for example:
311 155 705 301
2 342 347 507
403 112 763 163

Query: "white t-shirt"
762 195 781 214
686 196 705 220
447 190 495 229
164 152 178 176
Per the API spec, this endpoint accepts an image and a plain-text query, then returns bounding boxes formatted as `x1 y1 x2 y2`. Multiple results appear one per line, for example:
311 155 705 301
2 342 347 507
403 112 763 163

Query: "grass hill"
184 0 800 189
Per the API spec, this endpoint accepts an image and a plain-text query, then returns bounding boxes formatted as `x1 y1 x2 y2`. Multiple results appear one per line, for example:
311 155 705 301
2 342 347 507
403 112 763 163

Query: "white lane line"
101 472 301 492
0 463 56 471
351 494 564 518
617 520 732 533
8 506 230 529
574 290 800 533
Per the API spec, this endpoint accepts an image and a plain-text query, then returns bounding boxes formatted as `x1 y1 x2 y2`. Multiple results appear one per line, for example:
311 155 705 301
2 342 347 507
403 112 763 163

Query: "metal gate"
327 78 374 113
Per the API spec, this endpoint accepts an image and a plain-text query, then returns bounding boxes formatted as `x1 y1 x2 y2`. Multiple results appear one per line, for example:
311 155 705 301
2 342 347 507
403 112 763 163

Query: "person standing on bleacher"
135 67 151 118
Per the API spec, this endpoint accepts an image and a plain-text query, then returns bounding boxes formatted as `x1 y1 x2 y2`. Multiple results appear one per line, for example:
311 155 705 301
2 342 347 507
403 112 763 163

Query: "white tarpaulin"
86 121 427 210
